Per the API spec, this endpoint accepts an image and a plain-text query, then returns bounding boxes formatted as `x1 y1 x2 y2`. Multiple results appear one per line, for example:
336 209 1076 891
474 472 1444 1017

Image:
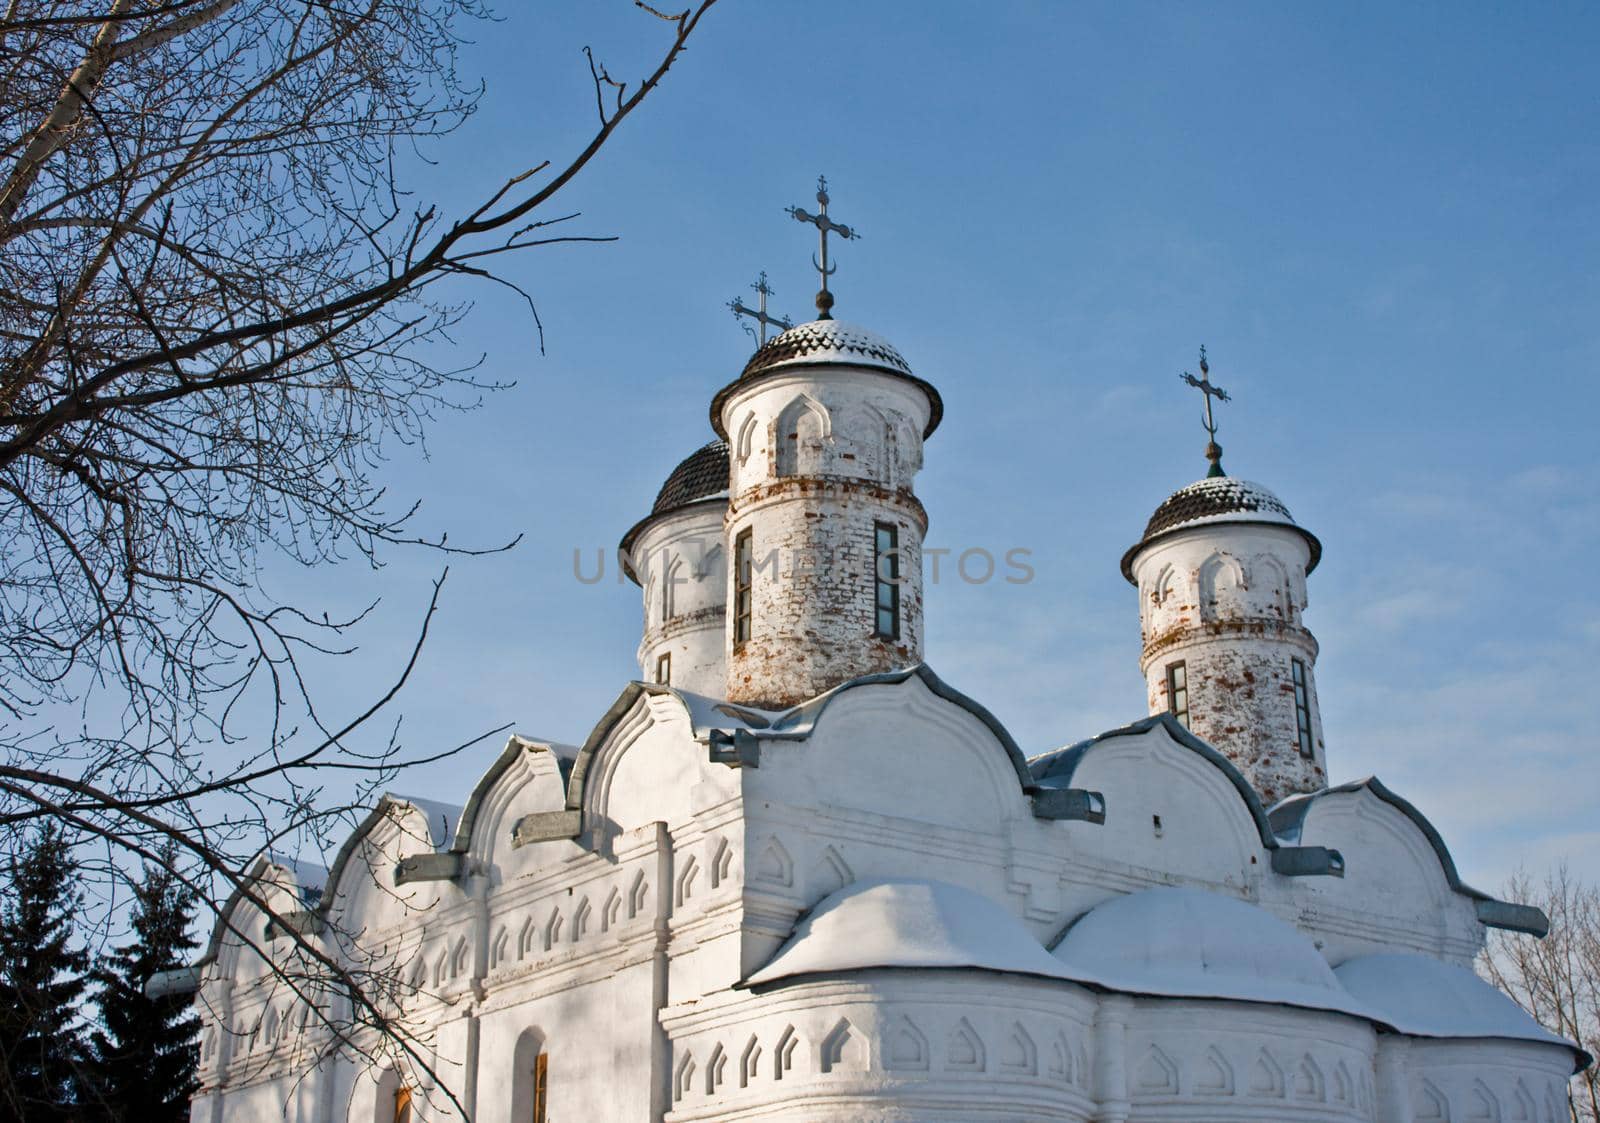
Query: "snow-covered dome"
1120 475 1323 581
1336 953 1585 1063
710 319 943 439
745 878 1063 986
740 319 913 379
1051 887 1374 1018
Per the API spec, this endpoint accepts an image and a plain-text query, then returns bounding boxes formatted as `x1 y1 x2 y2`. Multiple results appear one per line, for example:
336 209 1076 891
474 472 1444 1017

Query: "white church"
192 200 1589 1121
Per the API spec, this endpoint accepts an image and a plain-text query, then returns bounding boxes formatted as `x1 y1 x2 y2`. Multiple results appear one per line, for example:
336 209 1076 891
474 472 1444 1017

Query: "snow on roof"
1335 953 1585 1066
743 881 1582 1063
1050 887 1379 1021
265 852 330 906
389 794 464 850
740 320 913 378
745 878 1064 986
668 686 785 736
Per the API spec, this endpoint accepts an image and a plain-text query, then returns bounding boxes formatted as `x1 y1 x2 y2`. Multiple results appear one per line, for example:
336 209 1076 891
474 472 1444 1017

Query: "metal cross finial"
728 271 793 346
786 174 859 320
1179 344 1232 477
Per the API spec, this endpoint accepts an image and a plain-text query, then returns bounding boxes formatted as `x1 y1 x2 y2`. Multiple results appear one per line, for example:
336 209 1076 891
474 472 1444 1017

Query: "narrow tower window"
1166 662 1189 728
873 522 900 639
532 1053 548 1123
394 1087 413 1123
733 529 753 646
1292 658 1313 757
655 652 671 685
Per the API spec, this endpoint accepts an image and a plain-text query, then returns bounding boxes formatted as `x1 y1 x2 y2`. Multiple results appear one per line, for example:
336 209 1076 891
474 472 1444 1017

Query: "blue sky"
270 2 1600 892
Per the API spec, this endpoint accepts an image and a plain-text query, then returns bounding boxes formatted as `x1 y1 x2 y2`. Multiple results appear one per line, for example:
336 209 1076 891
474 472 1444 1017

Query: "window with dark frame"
1292 658 1314 757
1166 661 1189 728
873 522 899 639
733 529 753 646
655 652 671 685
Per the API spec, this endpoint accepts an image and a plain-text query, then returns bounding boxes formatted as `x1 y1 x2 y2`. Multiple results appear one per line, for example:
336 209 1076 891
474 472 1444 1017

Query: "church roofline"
564 664 1037 821
1268 778 1550 937
762 663 1036 792
197 851 326 972
1028 711 1284 852
452 734 579 851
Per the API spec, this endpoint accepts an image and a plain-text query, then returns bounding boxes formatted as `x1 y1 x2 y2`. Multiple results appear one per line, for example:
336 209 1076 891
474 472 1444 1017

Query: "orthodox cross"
787 175 859 320
728 271 793 345
1179 345 1231 477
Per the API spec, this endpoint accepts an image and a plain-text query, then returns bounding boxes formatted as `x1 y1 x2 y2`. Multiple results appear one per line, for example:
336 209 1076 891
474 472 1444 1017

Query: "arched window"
511 1030 549 1123
393 1086 413 1123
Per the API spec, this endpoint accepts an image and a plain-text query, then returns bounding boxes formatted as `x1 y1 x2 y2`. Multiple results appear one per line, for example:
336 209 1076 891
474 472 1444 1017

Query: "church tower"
1121 350 1327 805
705 179 942 710
619 440 730 695
711 320 941 709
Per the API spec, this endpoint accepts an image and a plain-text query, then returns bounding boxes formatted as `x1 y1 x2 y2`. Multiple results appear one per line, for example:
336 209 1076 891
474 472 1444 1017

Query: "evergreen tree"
0 826 88 1123
80 851 200 1123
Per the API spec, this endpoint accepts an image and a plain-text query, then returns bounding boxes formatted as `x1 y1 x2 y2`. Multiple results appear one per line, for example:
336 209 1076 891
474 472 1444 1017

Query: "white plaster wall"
1120 999 1376 1120
661 972 1099 1122
719 366 932 708
1405 1039 1574 1123
632 503 728 696
1287 790 1484 966
1131 523 1327 803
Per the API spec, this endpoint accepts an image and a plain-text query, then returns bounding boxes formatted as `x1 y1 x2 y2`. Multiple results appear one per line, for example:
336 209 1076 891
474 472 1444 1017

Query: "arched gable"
767 664 1035 792
1032 715 1272 886
319 797 456 935
751 669 1029 833
1032 711 1278 850
568 682 741 842
202 854 325 984
561 667 1039 850
1269 779 1548 937
453 734 578 878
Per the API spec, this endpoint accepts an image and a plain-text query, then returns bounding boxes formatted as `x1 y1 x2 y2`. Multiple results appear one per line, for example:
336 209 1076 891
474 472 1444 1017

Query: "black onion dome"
1119 476 1322 584
710 319 943 440
618 440 730 584
651 440 729 515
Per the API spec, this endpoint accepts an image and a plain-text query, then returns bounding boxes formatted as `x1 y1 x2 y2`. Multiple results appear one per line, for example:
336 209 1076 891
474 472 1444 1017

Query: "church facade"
191 310 1586 1123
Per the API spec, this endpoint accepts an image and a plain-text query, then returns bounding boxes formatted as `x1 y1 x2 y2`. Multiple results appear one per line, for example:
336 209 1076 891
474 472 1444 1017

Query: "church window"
655 652 671 685
1166 662 1189 727
733 529 753 645
393 1086 413 1123
531 1053 548 1123
1292 658 1313 756
874 522 900 639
